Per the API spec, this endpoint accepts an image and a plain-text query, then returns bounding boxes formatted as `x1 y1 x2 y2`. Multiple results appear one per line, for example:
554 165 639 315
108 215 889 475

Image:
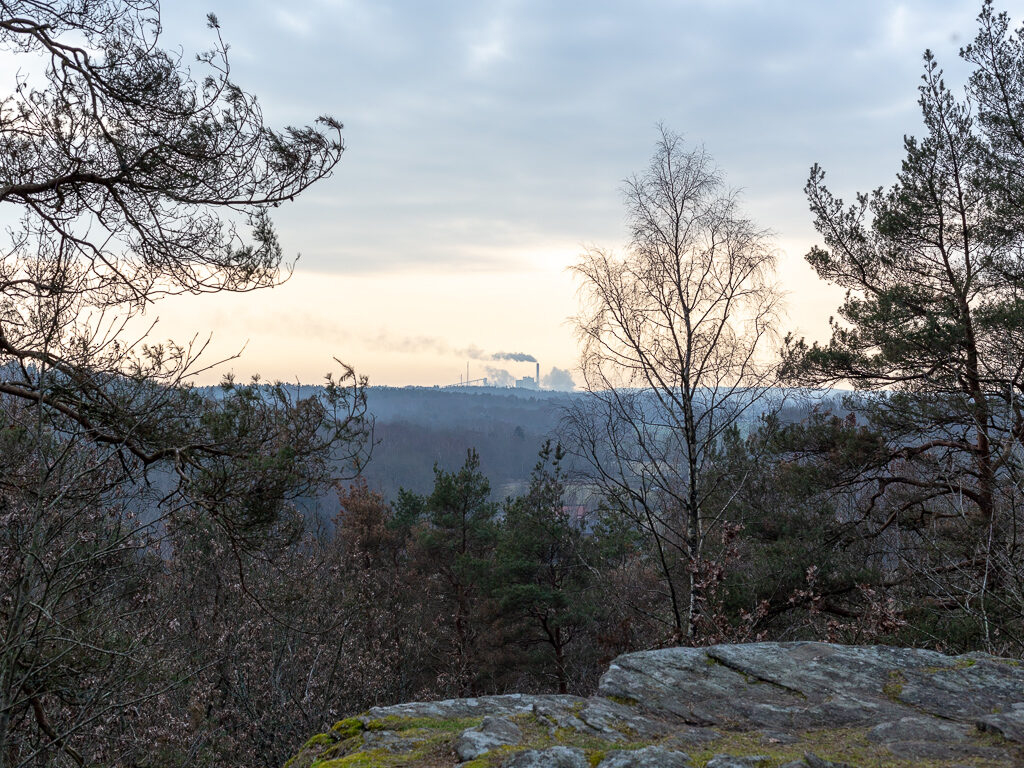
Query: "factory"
515 363 540 390
448 358 540 389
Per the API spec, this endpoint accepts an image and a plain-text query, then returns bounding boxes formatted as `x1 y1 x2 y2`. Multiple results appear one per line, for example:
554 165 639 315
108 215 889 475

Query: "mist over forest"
357 386 833 501
360 386 573 497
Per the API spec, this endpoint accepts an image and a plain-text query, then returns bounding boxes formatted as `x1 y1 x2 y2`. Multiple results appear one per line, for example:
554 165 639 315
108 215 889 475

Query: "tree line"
3 1 1024 766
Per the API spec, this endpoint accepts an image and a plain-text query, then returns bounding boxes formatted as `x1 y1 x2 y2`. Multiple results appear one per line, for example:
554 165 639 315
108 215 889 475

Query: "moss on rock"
284 643 1024 768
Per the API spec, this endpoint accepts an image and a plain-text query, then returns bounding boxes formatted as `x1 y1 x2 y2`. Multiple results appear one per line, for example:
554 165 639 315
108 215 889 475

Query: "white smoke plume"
492 351 537 362
485 366 515 387
542 366 575 391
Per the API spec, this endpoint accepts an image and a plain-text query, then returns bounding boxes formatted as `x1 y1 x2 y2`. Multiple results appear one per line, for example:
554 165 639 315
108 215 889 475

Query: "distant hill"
359 386 576 500
355 386 842 503
194 383 844 516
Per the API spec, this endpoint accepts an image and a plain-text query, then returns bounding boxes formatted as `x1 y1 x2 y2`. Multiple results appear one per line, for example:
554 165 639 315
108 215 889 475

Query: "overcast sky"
140 1 1007 387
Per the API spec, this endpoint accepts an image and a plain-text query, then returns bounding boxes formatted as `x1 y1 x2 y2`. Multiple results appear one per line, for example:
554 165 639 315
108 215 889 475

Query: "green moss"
312 721 477 768
284 728 350 768
332 717 366 739
882 669 906 701
314 747 392 768
587 749 606 766
550 727 645 753
457 745 517 768
922 657 978 674
685 725 1014 768
606 695 640 707
317 736 364 762
362 714 481 733
303 733 337 749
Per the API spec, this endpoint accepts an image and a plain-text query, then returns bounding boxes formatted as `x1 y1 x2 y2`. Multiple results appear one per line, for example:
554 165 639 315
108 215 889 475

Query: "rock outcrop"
285 642 1024 767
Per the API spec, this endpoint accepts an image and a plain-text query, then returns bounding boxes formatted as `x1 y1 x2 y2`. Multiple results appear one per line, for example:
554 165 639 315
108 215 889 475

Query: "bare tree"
565 126 783 643
0 0 352 461
0 2 369 765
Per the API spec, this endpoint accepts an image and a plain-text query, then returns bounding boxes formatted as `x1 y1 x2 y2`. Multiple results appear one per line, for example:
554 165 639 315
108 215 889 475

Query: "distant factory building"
515 362 541 390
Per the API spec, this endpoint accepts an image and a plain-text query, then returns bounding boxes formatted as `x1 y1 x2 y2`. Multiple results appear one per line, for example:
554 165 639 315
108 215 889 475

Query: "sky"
123 1 1010 387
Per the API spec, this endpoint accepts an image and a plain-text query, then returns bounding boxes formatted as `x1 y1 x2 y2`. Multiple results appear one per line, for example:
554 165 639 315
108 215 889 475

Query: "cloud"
176 0 984 280
274 8 313 37
542 366 575 391
466 14 510 73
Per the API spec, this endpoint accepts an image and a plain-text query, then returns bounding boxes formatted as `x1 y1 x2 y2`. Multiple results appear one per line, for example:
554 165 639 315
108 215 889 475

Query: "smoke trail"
366 331 489 360
492 351 536 363
457 345 489 360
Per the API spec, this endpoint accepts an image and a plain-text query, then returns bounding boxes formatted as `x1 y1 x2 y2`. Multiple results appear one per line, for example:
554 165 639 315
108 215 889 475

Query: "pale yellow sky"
146 236 843 388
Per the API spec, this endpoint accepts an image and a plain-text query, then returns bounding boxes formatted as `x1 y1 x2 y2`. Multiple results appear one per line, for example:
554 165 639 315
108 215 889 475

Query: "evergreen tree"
786 49 1014 523
405 449 498 695
785 4 1024 652
495 442 593 694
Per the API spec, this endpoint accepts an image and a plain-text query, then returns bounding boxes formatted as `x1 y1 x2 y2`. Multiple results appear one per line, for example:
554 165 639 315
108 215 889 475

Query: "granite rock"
286 642 1024 768
595 746 690 767
455 715 523 761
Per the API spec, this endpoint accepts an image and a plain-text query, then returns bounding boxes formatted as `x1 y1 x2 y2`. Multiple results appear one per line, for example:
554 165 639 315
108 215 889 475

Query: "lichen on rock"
285 642 1024 767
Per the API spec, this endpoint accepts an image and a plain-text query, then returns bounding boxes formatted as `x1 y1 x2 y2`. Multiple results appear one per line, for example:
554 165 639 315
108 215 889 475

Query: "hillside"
354 386 830 501
358 386 575 498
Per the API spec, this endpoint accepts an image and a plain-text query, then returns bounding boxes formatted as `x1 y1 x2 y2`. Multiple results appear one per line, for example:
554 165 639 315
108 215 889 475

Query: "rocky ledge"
286 642 1024 768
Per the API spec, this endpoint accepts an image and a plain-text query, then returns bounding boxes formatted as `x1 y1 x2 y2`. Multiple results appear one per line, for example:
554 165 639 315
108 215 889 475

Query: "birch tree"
566 126 782 643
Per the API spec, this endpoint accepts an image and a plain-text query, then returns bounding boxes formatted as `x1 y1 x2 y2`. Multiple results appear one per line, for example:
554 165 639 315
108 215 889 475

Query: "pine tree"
405 449 498 695
495 442 593 694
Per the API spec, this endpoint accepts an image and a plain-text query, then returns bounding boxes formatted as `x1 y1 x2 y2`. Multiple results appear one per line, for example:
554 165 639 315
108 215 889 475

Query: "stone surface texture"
504 746 588 767
285 642 1024 767
597 746 691 767
455 716 523 761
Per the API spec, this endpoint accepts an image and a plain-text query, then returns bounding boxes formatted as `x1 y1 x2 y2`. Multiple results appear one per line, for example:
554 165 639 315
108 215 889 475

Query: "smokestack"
536 362 540 388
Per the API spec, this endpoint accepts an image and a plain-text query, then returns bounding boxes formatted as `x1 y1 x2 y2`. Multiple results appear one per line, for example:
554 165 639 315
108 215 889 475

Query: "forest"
2 1 1024 767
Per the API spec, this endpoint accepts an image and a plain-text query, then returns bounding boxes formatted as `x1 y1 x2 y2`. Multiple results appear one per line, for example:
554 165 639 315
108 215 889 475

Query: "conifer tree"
785 1 1024 652
405 449 498 695
495 442 593 694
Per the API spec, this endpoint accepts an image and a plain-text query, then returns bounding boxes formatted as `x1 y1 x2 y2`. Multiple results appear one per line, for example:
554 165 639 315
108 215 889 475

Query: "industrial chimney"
536 362 540 388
